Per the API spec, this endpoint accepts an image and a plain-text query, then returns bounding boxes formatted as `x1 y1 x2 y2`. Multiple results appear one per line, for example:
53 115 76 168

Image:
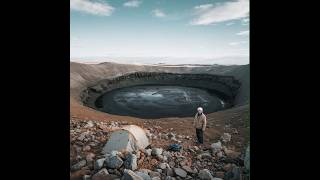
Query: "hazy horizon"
70 55 249 65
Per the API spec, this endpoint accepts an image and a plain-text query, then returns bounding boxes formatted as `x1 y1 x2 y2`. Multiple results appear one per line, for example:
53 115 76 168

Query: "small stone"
137 169 151 175
146 149 152 156
94 158 106 170
122 169 143 180
77 134 86 141
174 168 187 178
86 153 95 162
157 155 165 161
135 171 151 180
166 168 174 176
199 152 212 159
110 150 119 156
92 168 109 180
124 153 138 171
182 166 196 174
159 163 168 170
84 121 94 128
216 151 223 158
155 169 162 173
221 133 231 143
165 177 176 180
71 160 87 171
211 141 222 153
151 177 161 180
149 171 161 178
198 169 214 180
168 161 175 168
105 155 123 169
83 145 91 151
151 148 163 156
82 175 91 180
114 169 122 177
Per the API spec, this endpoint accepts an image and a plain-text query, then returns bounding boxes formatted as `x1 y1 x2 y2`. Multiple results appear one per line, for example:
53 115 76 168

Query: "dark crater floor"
96 85 229 118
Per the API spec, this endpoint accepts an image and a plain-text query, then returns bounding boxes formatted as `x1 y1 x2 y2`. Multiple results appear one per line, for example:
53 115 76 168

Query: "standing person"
193 107 207 144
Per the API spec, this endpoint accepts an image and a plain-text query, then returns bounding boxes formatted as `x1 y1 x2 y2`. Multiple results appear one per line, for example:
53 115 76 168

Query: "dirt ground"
70 97 250 151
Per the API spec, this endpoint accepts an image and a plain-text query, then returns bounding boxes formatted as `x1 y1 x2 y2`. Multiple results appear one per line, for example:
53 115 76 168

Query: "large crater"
81 72 241 119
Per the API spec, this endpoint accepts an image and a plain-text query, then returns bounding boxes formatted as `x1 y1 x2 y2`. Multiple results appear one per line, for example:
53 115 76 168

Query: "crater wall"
81 72 241 110
70 62 249 108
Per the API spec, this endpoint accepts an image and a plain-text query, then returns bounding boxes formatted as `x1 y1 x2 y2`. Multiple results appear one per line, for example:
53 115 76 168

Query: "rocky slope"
70 117 249 180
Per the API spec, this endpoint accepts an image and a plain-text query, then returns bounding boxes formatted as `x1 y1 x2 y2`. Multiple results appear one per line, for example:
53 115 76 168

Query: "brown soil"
70 97 249 151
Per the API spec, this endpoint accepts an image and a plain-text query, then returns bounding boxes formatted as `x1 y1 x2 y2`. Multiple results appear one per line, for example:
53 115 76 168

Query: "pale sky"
70 0 249 65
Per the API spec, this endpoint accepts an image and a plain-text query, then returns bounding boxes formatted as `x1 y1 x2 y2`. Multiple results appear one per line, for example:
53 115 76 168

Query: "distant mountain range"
70 56 249 65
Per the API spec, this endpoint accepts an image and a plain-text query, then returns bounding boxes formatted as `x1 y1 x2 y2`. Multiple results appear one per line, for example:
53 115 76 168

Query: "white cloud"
237 30 249 36
191 0 249 25
194 4 213 11
226 22 235 26
241 18 249 25
70 0 114 16
242 18 249 23
123 0 142 8
152 9 166 18
229 41 247 46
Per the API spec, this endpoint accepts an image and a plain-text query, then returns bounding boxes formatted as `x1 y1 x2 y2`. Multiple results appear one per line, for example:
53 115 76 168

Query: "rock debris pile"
70 119 248 180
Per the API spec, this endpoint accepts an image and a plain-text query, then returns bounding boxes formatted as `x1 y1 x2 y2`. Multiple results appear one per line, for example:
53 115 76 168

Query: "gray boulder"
92 168 109 180
182 166 196 174
105 155 123 169
135 171 151 180
174 168 187 178
94 158 106 170
199 169 214 180
210 141 222 153
122 169 144 180
158 163 169 170
71 160 87 171
124 153 138 171
149 171 161 178
166 168 174 176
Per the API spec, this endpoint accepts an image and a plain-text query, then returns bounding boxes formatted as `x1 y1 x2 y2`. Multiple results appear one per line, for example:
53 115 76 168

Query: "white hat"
197 107 203 113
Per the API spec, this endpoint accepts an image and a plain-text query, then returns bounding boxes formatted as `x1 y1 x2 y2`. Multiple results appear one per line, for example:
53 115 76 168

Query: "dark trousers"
196 128 204 144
